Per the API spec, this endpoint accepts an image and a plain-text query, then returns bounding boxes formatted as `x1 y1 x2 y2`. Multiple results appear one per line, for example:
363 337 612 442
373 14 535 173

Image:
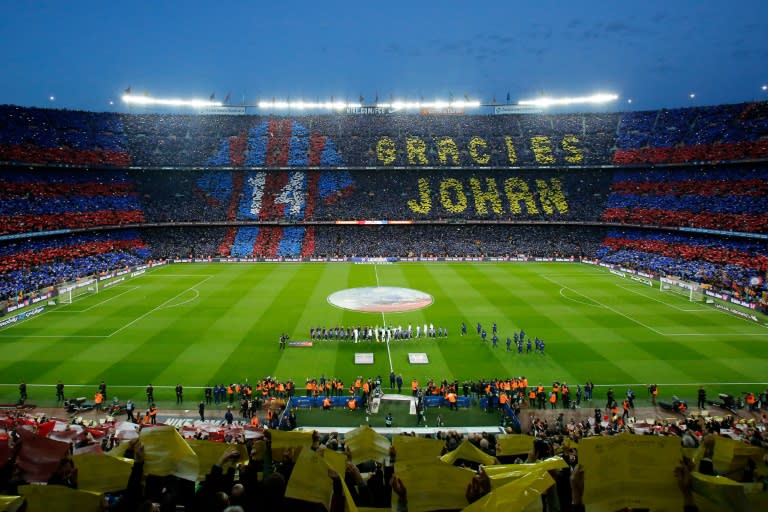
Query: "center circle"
327 287 433 313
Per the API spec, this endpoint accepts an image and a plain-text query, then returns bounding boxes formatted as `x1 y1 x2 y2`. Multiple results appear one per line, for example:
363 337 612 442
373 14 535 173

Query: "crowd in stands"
0 101 765 176
141 227 227 260
1 372 767 511
0 169 144 235
0 230 148 302
120 112 620 168
140 224 606 261
597 229 768 304
2 102 767 171
602 165 768 233
313 225 605 259
0 105 131 166
613 102 768 163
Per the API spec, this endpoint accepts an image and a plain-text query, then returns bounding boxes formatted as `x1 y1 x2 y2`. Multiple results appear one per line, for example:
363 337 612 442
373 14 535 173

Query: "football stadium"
0 97 767 511
2 9 768 512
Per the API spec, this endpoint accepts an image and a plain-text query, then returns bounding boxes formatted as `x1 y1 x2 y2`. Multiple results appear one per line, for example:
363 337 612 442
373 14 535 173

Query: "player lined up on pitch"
310 323 450 342
463 322 547 354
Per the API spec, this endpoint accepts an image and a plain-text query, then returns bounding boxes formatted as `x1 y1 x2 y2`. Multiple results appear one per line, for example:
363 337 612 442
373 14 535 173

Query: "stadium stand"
0 101 767 311
0 230 148 301
0 393 765 511
601 165 768 233
0 169 144 235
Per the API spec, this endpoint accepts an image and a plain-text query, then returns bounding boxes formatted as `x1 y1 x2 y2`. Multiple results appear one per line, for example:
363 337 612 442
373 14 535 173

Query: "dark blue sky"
1 1 766 112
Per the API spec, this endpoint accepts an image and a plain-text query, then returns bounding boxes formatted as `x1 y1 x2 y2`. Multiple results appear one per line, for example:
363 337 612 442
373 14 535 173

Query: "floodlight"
518 93 618 108
122 94 223 108
256 98 480 111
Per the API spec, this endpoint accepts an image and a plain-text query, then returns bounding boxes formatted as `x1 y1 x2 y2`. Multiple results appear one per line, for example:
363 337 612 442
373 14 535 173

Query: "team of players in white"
309 324 448 343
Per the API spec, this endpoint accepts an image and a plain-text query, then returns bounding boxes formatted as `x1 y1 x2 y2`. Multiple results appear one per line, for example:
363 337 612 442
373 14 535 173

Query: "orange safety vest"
529 390 536 400
549 393 557 404
250 416 260 426
411 380 418 390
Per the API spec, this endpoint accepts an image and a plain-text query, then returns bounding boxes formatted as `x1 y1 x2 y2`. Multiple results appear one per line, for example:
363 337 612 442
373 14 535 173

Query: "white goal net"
659 276 704 302
57 278 98 304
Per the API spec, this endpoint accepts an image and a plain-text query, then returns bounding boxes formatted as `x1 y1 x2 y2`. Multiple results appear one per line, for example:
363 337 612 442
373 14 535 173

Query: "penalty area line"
542 275 666 336
107 275 214 338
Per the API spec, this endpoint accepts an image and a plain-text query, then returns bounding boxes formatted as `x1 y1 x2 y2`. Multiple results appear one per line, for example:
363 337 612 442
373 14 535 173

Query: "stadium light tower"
762 85 767 91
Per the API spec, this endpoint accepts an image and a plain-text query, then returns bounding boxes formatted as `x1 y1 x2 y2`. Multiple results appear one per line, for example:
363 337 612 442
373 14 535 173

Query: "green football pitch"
1 262 766 408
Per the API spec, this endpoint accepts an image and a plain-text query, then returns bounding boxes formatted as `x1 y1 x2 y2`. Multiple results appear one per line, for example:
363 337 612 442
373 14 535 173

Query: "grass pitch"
1 262 766 411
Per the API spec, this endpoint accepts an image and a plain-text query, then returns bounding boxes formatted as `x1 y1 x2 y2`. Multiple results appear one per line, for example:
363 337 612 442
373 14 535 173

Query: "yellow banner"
495 435 533 457
579 433 681 510
392 435 443 463
461 470 555 512
284 447 357 512
139 426 200 481
395 461 475 512
691 472 749 512
440 440 497 467
343 425 391 465
187 440 249 480
711 436 763 479
285 447 338 508
18 485 102 512
482 457 567 489
269 429 314 449
73 453 134 493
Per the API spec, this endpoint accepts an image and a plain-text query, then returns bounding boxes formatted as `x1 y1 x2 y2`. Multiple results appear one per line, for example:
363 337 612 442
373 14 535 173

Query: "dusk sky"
1 1 766 113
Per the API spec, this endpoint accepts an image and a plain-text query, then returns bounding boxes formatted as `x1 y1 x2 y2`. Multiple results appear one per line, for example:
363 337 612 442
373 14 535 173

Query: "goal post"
659 276 704 302
57 278 98 304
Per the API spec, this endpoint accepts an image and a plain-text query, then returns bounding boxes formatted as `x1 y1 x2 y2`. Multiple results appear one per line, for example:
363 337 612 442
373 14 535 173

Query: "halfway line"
374 264 395 374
